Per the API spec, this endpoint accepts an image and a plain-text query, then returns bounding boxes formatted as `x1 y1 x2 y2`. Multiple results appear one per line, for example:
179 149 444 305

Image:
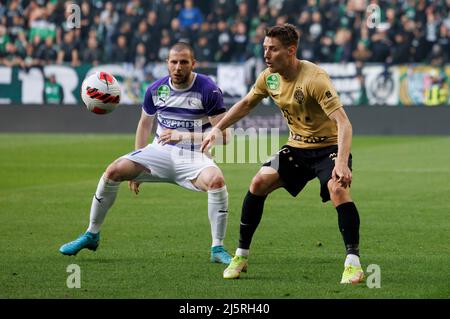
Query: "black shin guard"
336 202 360 256
238 191 267 249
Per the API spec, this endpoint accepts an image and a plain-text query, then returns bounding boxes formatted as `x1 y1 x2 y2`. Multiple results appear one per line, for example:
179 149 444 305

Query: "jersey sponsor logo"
291 133 328 144
266 74 280 91
159 116 203 129
294 87 304 104
157 85 170 102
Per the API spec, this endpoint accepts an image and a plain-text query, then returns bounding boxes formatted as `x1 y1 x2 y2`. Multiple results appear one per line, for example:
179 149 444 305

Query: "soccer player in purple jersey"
59 43 232 264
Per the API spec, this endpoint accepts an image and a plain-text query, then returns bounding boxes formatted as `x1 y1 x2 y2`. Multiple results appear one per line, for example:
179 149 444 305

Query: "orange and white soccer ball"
81 71 121 114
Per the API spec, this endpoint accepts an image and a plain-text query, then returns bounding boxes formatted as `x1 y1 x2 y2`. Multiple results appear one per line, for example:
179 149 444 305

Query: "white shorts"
121 140 218 192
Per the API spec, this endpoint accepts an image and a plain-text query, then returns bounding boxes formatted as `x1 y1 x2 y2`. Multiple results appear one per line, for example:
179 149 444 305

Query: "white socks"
345 254 361 267
87 174 120 234
236 248 249 257
208 186 228 247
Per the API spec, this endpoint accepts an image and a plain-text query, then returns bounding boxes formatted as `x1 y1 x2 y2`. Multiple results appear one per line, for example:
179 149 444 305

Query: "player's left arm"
328 107 353 188
309 71 353 188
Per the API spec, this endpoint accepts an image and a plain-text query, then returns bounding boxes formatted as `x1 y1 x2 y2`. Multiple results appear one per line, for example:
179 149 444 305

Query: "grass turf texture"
0 133 449 298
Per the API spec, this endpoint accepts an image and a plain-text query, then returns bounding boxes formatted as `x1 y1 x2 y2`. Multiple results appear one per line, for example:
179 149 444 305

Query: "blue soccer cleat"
211 245 232 264
59 232 100 256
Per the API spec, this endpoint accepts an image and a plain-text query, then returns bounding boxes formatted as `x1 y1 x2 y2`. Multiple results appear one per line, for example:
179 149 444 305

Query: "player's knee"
207 174 225 190
104 163 124 182
329 184 351 204
249 175 270 196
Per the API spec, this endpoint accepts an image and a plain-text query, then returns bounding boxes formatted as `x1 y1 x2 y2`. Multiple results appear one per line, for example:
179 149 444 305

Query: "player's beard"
171 72 190 86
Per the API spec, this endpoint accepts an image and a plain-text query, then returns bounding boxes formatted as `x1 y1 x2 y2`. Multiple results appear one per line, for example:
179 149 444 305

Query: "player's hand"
332 162 352 188
200 127 221 153
128 180 141 195
158 129 183 145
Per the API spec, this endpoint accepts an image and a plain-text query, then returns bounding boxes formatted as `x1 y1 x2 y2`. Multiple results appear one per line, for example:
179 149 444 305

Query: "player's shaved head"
265 23 299 48
169 42 195 60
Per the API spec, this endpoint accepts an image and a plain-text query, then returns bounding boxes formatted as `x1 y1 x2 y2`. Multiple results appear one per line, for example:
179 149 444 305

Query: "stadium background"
1 0 450 300
1 0 449 107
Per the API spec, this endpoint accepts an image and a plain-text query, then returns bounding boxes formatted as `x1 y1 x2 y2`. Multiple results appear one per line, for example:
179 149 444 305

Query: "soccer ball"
81 71 121 114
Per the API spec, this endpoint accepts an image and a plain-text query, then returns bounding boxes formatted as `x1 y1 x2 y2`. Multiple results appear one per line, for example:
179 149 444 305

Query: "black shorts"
262 144 352 202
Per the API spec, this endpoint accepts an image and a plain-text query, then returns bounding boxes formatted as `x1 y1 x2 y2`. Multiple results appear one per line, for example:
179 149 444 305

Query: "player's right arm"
129 109 154 195
135 109 155 150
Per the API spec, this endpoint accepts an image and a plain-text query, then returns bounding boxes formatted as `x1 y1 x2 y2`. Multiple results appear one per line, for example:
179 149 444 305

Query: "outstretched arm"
200 94 262 152
157 112 231 146
208 112 231 144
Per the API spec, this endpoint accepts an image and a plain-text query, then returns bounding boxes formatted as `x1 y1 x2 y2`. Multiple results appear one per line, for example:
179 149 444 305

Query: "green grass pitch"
0 133 449 298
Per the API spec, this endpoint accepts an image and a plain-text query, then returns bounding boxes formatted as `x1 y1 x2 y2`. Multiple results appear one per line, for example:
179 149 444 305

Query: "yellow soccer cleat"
340 264 365 284
223 255 248 279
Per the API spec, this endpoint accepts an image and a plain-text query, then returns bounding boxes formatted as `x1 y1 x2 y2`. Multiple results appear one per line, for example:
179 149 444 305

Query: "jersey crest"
157 85 170 102
294 87 304 105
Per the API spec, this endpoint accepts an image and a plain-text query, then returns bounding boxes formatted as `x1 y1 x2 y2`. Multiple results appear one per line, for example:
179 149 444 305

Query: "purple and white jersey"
141 73 225 150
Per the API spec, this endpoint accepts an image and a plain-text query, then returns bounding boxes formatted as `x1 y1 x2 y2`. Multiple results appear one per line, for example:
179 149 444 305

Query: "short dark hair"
265 23 299 47
169 42 195 59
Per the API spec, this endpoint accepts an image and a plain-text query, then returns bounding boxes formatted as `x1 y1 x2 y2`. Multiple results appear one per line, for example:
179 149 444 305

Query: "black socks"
239 193 361 256
239 191 267 249
336 202 360 256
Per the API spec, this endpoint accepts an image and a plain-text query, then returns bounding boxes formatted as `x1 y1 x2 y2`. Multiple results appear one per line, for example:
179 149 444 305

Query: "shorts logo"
329 152 337 161
157 85 170 102
325 90 333 99
294 87 304 104
266 74 280 91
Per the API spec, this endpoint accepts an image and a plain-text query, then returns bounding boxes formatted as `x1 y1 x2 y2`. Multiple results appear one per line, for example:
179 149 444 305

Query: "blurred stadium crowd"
1 0 449 69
